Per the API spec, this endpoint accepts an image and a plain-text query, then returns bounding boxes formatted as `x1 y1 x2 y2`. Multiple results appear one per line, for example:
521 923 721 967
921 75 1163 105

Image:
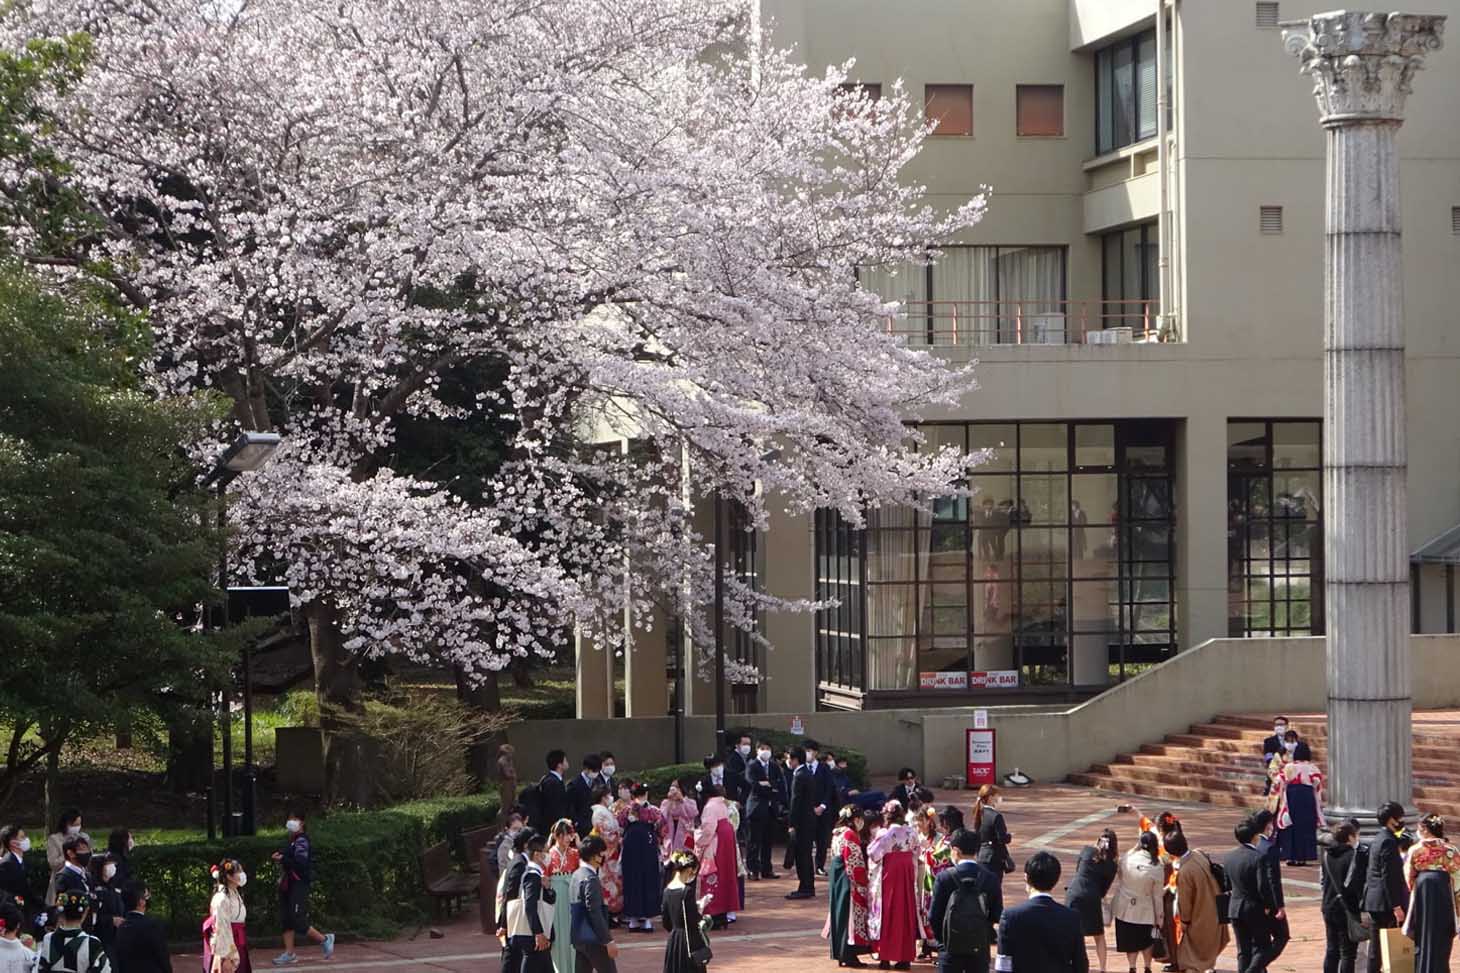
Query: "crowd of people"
0 810 333 973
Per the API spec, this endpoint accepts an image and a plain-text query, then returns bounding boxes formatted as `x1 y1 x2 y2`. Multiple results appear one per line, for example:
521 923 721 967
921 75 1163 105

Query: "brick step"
1147 739 1460 768
1091 764 1262 794
1067 773 1268 809
1210 714 1460 749
1127 748 1460 781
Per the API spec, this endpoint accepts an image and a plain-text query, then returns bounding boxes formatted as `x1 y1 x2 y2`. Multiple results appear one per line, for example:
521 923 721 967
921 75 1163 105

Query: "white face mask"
757 750 770 762
601 764 615 778
16 838 31 854
65 825 81 837
710 767 723 780
1284 742 1297 753
286 819 302 834
102 863 116 881
1274 725 1287 736
737 744 751 756
236 872 248 888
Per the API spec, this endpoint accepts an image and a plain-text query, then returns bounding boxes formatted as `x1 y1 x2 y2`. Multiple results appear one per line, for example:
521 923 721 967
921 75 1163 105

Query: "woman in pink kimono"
694 788 742 928
912 807 938 954
589 785 625 916
867 800 921 970
659 780 700 858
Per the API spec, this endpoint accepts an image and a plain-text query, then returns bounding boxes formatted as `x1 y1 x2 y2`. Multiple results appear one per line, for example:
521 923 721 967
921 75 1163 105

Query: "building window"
814 508 864 694
1227 421 1325 637
815 421 1178 705
1016 85 1064 136
1095 29 1164 154
859 246 1066 344
1100 222 1159 329
925 84 974 136
726 501 763 712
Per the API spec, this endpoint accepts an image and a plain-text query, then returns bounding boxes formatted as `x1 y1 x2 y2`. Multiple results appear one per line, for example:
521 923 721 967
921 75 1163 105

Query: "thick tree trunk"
454 667 502 788
306 600 368 805
43 742 61 836
510 658 534 689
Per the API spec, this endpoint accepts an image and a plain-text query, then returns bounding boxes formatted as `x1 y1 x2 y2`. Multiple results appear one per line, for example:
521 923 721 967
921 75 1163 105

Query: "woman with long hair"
618 782 668 932
659 781 700 859
693 786 741 929
203 859 251 973
44 811 85 909
971 786 1011 882
1275 741 1325 866
1319 820 1361 973
867 801 921 971
1403 813 1460 973
661 851 711 973
1110 831 1164 973
826 806 871 968
912 807 939 958
544 820 580 973
1066 828 1119 973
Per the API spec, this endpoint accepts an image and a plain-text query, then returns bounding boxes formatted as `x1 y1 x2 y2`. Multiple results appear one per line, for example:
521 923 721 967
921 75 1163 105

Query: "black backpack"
942 873 991 955
1204 852 1233 925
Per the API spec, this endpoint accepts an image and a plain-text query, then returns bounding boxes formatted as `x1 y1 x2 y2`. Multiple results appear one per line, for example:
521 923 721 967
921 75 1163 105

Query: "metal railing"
883 300 1167 346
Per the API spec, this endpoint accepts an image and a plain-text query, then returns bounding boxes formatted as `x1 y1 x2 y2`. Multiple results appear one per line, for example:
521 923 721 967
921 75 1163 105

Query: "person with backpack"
269 812 335 967
927 830 1001 973
1167 829 1229 973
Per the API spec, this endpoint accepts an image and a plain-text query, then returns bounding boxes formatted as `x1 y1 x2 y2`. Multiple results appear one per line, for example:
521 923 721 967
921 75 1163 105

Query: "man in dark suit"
513 834 555 973
929 830 1002 973
995 851 1086 973
1250 810 1290 963
744 741 782 880
1355 801 1409 973
890 768 920 809
113 881 172 973
535 750 570 833
1260 717 1288 795
1224 816 1285 973
570 836 618 973
786 747 816 899
803 740 836 875
496 827 537 973
725 734 752 807
567 754 602 837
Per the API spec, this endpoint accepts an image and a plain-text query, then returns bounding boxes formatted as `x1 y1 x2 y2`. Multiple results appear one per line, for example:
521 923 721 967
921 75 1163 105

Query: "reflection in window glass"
1075 425 1116 468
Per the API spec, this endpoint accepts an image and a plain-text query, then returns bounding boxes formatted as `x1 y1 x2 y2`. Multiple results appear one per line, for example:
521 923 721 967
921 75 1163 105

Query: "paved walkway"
177 783 1354 972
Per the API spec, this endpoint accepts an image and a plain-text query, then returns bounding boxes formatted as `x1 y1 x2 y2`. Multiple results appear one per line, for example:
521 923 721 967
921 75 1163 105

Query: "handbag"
1320 853 1368 944
1001 843 1015 875
683 896 713 966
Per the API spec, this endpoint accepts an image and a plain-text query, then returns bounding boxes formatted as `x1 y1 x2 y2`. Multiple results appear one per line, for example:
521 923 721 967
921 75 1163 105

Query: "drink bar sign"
918 669 1019 690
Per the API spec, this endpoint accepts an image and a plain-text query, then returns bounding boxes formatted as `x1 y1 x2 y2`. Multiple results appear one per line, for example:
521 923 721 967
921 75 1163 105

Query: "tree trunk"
510 658 534 689
43 742 61 835
165 710 214 794
306 600 368 805
454 667 502 788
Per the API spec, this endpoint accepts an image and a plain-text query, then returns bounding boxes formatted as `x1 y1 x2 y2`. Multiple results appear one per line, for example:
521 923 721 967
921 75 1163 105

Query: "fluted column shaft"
1322 118 1411 818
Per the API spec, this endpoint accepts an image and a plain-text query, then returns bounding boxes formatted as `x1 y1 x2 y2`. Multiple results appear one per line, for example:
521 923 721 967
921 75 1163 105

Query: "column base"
1324 804 1420 837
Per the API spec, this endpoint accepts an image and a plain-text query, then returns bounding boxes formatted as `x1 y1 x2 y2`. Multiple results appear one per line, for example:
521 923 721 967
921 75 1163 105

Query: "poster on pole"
966 728 996 789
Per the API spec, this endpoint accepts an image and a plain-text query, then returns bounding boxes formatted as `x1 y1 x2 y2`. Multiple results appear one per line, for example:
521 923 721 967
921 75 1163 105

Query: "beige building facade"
577 0 1460 720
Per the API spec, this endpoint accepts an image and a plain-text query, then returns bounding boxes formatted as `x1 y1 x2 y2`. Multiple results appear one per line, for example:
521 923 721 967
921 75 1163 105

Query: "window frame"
924 83 975 137
1094 28 1159 155
1016 84 1065 137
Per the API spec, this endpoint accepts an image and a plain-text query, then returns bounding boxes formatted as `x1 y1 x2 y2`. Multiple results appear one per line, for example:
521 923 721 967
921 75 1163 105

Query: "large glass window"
1228 421 1325 637
1100 222 1159 329
1094 29 1162 155
727 501 763 712
814 508 864 693
815 421 1179 703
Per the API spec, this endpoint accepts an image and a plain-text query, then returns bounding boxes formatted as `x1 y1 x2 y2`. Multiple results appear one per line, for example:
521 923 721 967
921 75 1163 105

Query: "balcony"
884 299 1168 347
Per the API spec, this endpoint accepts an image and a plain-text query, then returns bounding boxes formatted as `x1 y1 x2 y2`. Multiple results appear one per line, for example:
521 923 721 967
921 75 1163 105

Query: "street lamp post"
201 431 281 838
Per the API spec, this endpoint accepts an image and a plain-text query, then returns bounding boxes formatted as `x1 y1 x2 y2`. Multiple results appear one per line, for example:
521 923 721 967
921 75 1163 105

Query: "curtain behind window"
932 246 996 344
996 247 1064 342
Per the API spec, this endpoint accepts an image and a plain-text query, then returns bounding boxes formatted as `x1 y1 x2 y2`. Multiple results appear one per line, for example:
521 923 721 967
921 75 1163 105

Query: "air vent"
1256 2 1280 28
1260 205 1284 234
1452 205 1460 235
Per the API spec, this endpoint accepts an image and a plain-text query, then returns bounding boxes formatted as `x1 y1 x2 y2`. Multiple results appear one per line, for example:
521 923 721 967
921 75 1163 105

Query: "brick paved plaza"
175 782 1348 973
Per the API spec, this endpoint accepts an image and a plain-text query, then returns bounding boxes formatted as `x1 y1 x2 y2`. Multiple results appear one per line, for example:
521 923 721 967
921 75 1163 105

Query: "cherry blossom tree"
1 0 986 730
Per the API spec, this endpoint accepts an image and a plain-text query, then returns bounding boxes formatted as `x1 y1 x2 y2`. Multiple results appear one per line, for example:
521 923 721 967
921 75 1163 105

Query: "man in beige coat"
1169 831 1231 973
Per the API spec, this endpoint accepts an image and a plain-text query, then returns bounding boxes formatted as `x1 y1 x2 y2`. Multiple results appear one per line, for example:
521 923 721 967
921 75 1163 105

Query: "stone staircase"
1067 713 1460 813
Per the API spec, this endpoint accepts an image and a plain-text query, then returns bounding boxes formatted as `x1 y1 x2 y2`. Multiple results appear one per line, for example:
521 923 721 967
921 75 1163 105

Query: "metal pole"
713 489 727 757
218 480 234 836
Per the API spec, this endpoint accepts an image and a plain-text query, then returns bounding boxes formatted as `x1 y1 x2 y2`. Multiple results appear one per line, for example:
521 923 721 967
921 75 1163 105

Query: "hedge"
19 793 498 942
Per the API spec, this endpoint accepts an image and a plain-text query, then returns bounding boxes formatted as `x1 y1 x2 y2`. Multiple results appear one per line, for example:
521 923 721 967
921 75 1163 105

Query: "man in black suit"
929 830 1002 973
744 741 782 880
1355 801 1409 973
570 836 618 973
1224 816 1285 973
496 828 538 973
535 750 570 833
803 739 837 876
890 768 921 809
1250 810 1290 963
994 851 1087 973
725 734 753 807
786 747 816 899
1260 716 1288 795
113 881 172 973
512 834 555 973
567 754 602 837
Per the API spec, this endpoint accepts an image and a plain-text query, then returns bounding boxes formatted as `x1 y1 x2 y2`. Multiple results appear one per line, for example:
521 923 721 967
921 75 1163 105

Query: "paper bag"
1381 927 1415 973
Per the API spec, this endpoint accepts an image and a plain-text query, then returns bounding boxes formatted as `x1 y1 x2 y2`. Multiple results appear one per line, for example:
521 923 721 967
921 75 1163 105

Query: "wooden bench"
462 825 497 874
422 840 476 917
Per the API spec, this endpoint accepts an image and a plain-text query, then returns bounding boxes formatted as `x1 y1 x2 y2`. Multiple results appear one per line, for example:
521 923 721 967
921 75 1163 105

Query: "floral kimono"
1403 838 1460 973
659 797 700 857
867 822 924 961
591 804 625 914
824 825 872 956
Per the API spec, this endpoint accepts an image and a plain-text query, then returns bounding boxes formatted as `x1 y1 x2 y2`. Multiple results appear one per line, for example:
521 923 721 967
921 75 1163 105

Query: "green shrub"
730 726 869 788
17 794 498 942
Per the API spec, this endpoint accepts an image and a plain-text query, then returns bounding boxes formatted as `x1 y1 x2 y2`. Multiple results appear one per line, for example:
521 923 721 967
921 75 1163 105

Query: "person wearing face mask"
55 837 94 915
696 758 726 813
568 755 604 840
803 741 836 878
0 826 33 927
46 812 87 910
87 853 123 962
104 833 133 893
203 860 249 973
744 743 782 881
508 834 556 973
660 782 699 860
35 890 108 973
1260 718 1289 796
725 735 753 807
599 754 617 785
588 787 625 920
270 812 334 966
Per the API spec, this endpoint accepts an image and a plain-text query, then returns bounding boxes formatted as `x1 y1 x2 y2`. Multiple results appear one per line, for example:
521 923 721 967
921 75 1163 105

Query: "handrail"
881 299 1166 346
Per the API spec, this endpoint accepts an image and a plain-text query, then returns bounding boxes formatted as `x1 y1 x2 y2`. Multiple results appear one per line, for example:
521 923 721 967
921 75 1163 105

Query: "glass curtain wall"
814 420 1179 702
1227 421 1325 636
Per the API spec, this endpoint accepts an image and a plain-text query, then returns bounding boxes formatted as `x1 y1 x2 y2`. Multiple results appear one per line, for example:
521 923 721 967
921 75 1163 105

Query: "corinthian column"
1281 11 1445 822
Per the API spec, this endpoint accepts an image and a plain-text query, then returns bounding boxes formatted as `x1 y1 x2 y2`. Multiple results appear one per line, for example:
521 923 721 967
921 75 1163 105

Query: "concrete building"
575 0 1460 721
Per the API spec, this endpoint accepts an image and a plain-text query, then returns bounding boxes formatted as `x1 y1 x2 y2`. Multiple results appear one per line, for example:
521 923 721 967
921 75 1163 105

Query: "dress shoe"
785 890 814 900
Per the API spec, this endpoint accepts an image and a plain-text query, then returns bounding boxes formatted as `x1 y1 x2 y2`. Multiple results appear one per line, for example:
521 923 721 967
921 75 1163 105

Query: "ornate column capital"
1282 10 1446 124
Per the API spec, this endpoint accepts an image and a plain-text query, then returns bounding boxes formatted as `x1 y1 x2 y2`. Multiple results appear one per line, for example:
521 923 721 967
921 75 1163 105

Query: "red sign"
966 728 997 788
